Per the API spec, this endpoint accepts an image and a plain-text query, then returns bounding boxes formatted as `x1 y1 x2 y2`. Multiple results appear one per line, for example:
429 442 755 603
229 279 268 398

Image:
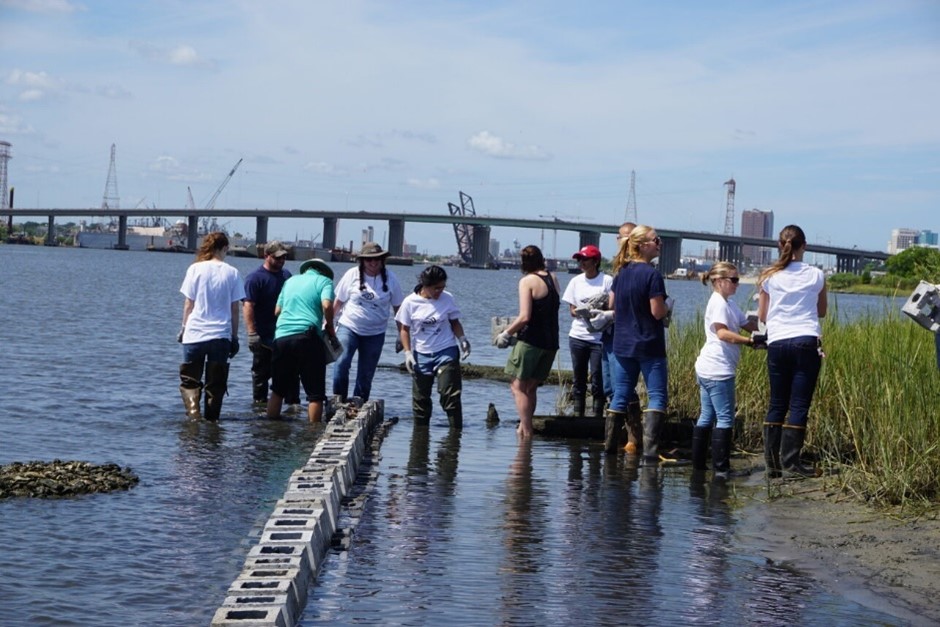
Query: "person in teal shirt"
267 259 336 422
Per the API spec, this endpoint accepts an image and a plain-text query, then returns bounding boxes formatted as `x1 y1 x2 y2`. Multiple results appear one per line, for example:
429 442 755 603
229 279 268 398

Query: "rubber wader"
625 401 643 455
642 409 666 462
763 422 783 478
604 409 626 455
572 395 586 418
711 427 733 474
412 372 434 425
203 361 228 422
781 425 816 478
591 395 605 418
691 425 711 471
436 361 463 429
179 361 204 420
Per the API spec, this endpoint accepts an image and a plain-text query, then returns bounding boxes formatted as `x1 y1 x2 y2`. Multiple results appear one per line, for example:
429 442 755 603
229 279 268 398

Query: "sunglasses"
646 236 661 246
723 276 740 284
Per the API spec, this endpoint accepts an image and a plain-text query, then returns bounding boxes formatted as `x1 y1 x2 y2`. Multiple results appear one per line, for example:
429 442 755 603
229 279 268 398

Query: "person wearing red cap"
561 244 612 417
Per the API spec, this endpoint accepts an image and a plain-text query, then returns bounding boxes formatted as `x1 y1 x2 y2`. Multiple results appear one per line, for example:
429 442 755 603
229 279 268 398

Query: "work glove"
248 332 262 350
587 309 614 333
404 351 416 374
749 333 767 350
458 336 471 360
395 338 405 353
494 331 513 349
176 325 185 343
663 296 675 328
229 335 240 358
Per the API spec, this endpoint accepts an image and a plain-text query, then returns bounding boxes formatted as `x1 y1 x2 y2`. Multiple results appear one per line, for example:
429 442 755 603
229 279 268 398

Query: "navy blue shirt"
611 262 667 359
244 264 292 340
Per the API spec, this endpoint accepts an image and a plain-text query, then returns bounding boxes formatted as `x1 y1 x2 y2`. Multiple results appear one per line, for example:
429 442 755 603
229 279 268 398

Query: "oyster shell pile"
0 460 140 498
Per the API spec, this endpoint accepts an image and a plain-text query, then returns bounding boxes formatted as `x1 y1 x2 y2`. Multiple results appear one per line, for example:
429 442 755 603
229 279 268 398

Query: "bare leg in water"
510 378 539 438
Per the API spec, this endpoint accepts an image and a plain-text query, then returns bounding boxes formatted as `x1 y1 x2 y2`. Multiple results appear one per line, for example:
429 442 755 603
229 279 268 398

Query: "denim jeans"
569 337 603 399
696 375 736 429
603 336 638 405
182 338 230 364
332 326 386 401
766 335 822 428
610 354 667 412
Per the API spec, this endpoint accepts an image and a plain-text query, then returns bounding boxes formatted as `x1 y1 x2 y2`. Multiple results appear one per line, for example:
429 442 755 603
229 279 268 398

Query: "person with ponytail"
757 224 827 478
692 262 760 475
332 242 404 403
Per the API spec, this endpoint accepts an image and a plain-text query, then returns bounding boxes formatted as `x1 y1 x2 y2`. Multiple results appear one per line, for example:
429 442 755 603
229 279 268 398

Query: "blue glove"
229 335 240 358
176 325 185 343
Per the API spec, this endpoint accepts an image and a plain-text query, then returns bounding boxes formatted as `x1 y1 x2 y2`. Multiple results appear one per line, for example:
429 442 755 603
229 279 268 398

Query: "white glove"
588 309 614 333
404 351 416 374
458 336 471 360
495 331 512 349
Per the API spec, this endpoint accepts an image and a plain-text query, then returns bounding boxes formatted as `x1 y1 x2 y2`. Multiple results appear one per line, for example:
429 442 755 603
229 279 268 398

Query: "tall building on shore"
741 208 774 266
888 228 919 254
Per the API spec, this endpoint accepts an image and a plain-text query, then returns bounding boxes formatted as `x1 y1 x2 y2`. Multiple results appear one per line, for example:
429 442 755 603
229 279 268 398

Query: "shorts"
270 332 326 403
504 340 556 383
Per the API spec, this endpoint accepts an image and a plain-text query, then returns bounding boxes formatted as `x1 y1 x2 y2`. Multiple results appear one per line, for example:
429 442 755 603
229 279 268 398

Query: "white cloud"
406 177 440 190
128 41 215 69
0 110 35 134
0 0 83 13
304 161 345 176
467 131 551 161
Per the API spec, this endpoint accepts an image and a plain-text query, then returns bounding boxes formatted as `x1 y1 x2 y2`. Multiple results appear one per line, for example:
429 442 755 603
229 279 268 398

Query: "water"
0 245 908 626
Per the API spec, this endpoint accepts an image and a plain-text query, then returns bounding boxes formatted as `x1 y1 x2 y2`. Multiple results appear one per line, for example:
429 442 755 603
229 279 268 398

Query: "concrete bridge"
9 207 888 275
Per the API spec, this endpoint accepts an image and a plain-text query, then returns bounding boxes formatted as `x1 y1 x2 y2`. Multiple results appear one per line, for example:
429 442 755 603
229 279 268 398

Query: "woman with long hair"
693 261 760 475
758 224 827 477
177 232 245 421
495 245 560 439
332 242 404 403
395 265 470 429
606 225 669 459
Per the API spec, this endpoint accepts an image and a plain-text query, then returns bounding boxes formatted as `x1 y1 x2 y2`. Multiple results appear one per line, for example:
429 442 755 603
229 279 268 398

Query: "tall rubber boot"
572 395 585 418
179 361 204 420
604 409 626 455
642 410 666 463
437 361 463 430
412 372 434 425
625 401 643 455
782 426 816 478
203 361 228 422
591 396 605 418
763 422 783 478
691 425 711 471
711 428 733 474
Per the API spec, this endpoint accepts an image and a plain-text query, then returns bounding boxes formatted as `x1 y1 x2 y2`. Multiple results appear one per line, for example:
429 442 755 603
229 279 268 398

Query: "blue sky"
1 0 938 257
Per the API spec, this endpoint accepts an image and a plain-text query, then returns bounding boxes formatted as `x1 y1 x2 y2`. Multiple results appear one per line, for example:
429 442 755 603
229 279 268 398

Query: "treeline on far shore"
667 308 939 511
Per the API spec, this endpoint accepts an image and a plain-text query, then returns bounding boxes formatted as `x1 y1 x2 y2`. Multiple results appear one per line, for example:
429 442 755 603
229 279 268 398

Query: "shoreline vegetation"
382 304 939 513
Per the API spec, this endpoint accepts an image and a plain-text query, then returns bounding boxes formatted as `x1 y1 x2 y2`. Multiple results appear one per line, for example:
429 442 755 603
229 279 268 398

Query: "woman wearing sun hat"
332 242 405 403
561 244 612 417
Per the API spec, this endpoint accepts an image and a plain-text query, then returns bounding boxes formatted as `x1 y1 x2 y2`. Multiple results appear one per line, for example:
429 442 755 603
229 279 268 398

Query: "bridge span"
9 207 888 275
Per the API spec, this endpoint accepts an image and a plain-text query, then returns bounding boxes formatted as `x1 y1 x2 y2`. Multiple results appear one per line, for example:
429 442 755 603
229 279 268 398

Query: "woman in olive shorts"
494 245 560 438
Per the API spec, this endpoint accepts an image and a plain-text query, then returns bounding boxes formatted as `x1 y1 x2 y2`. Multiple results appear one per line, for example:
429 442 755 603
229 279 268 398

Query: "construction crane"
723 177 736 235
204 158 243 210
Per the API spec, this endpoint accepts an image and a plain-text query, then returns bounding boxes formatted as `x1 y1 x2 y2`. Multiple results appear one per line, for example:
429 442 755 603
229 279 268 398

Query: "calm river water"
0 244 908 626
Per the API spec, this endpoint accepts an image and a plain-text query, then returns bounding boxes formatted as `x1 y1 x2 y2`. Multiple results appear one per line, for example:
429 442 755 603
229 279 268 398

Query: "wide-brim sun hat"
572 244 602 260
357 242 390 259
299 258 334 280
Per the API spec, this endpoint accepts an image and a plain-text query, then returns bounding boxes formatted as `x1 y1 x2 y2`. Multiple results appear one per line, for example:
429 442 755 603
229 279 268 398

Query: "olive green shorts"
504 340 556 382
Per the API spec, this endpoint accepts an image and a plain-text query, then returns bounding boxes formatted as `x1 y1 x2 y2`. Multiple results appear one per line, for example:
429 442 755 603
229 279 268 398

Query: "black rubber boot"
604 409 626 455
437 361 463 430
691 426 711 471
642 409 665 463
412 372 434 425
572 395 586 418
249 344 271 403
782 426 816 478
625 401 643 455
591 396 605 418
179 361 204 420
711 428 733 475
203 361 228 422
763 422 783 478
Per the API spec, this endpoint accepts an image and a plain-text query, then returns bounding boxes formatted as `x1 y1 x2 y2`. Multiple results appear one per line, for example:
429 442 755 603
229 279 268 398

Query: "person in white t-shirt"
561 244 613 417
395 265 470 429
758 224 828 478
177 232 246 421
332 242 404 403
692 262 760 475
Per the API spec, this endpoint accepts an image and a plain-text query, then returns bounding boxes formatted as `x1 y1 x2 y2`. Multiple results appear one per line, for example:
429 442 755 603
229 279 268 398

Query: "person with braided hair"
332 242 405 403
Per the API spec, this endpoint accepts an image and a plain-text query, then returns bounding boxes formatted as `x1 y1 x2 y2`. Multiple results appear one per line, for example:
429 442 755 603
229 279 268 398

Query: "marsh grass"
666 305 940 508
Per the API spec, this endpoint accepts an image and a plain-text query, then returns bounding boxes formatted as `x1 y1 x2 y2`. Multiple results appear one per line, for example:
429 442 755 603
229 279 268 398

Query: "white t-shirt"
180 259 246 343
395 290 461 354
561 272 613 343
335 267 404 336
761 262 825 343
695 291 748 379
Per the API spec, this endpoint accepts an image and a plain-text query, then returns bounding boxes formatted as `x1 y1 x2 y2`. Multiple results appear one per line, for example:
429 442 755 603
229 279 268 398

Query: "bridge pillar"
114 215 128 250
718 240 743 266
187 216 199 250
578 230 600 250
322 217 337 250
45 215 57 246
658 236 682 275
255 216 268 255
471 225 491 268
387 219 405 257
836 254 864 275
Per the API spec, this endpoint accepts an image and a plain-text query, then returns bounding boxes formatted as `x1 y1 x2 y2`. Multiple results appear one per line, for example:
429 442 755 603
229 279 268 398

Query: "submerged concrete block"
218 593 295 627
211 605 288 627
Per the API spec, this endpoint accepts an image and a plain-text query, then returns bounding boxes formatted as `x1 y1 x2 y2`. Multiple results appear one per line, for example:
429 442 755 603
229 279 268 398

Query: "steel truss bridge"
9 207 887 275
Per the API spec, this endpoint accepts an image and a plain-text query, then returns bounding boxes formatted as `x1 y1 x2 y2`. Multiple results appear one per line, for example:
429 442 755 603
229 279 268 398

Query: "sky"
1 0 938 258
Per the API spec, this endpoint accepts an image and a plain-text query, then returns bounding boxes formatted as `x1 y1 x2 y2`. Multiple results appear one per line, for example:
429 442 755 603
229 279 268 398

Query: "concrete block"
247 542 317 576
219 593 295 627
211 605 288 627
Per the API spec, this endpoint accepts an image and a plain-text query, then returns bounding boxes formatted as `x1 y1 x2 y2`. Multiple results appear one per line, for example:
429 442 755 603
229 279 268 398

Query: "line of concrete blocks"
211 399 384 627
